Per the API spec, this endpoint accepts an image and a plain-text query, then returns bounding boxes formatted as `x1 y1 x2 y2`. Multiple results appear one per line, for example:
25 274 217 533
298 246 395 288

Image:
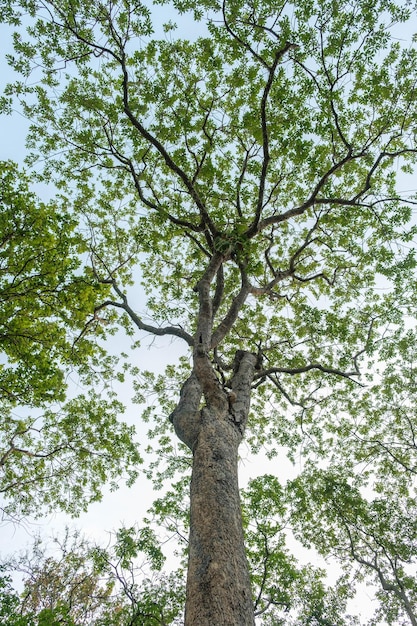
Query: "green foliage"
0 568 34 626
0 161 142 518
0 394 142 518
239 475 359 625
287 466 417 625
2 528 185 626
0 160 99 407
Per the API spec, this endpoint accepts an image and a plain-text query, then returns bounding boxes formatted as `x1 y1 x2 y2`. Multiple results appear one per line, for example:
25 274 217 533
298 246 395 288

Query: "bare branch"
248 42 299 238
211 267 250 348
257 362 363 385
105 279 194 345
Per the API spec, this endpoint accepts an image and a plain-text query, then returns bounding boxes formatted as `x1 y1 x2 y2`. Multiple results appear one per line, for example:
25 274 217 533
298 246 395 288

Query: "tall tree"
2 0 417 623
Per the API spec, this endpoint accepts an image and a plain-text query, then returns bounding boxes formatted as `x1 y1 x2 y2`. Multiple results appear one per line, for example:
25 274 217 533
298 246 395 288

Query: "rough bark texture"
178 350 257 626
184 407 255 626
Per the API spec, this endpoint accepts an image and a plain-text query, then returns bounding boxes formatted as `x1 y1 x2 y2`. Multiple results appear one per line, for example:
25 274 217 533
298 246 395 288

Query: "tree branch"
194 254 230 412
119 50 218 237
257 362 362 385
228 351 258 433
194 252 225 349
257 150 357 232
211 266 250 348
342 520 417 626
212 265 225 317
248 42 299 238
102 286 193 346
52 1 217 236
221 0 270 69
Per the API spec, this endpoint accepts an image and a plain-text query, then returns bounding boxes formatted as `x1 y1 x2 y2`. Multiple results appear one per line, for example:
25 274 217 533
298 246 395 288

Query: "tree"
287 346 417 626
1 0 417 623
2 528 185 626
0 160 141 519
0 566 34 626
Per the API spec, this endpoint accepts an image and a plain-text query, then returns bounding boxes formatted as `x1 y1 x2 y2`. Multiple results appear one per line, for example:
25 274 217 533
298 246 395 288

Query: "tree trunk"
184 406 255 626
170 350 257 625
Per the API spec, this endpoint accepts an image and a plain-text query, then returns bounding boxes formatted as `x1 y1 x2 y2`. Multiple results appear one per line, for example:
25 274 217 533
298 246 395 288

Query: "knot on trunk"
169 372 202 451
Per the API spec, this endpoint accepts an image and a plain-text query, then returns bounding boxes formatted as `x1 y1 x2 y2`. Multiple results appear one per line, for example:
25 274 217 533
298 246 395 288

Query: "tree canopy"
1 0 417 622
0 527 185 625
0 160 141 518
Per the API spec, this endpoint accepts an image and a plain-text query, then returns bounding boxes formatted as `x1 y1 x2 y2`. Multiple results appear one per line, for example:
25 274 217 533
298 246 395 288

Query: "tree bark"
184 406 255 626
175 350 257 626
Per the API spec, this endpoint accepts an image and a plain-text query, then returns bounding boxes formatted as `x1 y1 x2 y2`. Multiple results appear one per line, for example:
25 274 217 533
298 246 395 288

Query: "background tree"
2 528 185 626
0 160 141 519
1 514 358 625
1 0 417 623
0 566 34 626
287 341 417 626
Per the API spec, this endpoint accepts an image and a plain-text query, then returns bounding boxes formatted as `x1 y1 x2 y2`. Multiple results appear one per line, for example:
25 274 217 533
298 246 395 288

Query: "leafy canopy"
0 161 142 518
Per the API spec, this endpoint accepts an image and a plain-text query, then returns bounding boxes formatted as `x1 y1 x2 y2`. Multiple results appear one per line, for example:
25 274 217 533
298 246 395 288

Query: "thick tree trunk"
185 408 254 626
184 407 255 626
170 350 257 625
